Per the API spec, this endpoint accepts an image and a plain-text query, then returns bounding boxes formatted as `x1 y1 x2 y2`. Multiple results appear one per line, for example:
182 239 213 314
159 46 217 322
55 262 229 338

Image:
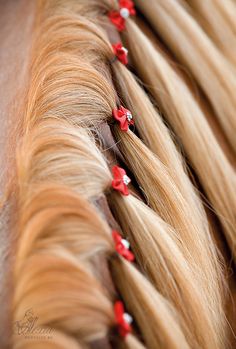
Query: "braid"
15 119 190 348
10 1 236 348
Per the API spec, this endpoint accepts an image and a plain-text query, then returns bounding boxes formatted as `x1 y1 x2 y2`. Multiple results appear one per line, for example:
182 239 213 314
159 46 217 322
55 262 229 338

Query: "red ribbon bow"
114 301 133 338
109 0 136 31
112 166 131 196
112 230 135 261
112 106 134 131
112 42 128 65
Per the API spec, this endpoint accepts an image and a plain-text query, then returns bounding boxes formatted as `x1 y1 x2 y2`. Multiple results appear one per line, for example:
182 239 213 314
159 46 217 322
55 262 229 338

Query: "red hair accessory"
109 0 136 32
112 43 128 65
112 106 134 131
112 166 131 196
114 301 133 337
112 230 135 261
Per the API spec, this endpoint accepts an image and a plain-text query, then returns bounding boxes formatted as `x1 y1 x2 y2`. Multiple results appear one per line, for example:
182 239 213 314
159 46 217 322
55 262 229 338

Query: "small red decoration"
112 43 128 65
112 230 135 261
109 0 136 32
112 106 134 131
112 166 131 196
114 301 133 338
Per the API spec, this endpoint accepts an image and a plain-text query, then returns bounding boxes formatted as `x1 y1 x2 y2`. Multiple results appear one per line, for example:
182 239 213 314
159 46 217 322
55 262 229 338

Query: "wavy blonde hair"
8 0 236 348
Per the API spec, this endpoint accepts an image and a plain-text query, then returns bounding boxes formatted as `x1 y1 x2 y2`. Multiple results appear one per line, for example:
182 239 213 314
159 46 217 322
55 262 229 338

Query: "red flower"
109 0 136 31
112 231 135 261
112 166 131 196
112 106 134 131
112 43 128 65
114 301 133 338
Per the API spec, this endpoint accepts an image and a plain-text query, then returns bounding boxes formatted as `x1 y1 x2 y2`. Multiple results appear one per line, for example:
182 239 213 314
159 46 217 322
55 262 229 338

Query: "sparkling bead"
123 312 133 324
126 111 133 122
121 238 130 249
120 7 130 19
123 174 131 185
122 47 128 55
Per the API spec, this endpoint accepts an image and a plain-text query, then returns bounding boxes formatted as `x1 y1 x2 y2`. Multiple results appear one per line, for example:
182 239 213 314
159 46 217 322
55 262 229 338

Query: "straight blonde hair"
9 0 236 348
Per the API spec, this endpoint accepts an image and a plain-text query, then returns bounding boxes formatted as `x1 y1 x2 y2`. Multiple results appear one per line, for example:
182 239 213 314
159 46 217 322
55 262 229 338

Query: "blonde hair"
184 0 236 66
134 0 236 152
7 0 236 348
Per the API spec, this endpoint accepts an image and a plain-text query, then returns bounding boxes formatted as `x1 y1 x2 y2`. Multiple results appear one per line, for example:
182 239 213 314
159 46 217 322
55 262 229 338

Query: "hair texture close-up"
0 0 236 349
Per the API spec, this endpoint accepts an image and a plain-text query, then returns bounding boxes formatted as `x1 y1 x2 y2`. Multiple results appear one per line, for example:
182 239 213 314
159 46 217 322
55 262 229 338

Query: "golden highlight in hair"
2 0 235 348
